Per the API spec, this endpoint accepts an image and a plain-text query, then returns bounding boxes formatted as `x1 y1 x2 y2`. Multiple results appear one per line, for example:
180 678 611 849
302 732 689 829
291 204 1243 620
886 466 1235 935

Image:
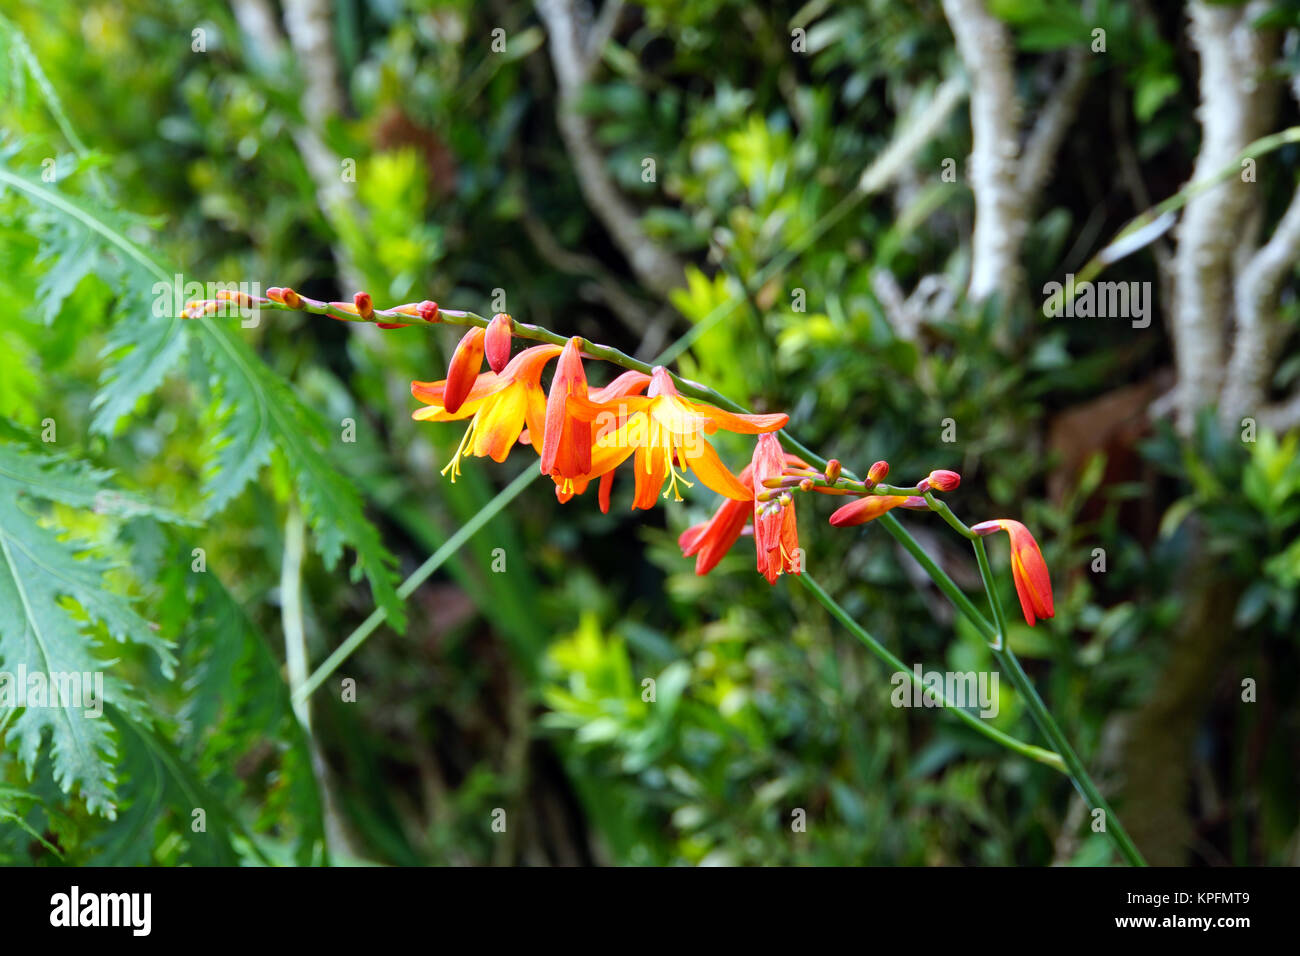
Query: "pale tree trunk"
1171 1 1277 432
940 0 1090 307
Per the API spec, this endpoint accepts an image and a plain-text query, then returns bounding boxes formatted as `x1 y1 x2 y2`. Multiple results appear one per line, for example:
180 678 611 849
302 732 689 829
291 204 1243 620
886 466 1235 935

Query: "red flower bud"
485 313 514 374
540 336 590 479
824 459 842 484
867 460 889 483
418 300 440 322
926 469 961 492
354 291 375 320
442 326 486 414
829 494 909 527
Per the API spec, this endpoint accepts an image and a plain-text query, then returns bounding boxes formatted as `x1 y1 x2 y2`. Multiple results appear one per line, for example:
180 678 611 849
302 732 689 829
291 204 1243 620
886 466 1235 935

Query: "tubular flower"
678 467 754 575
442 326 487 414
541 337 592 487
751 433 800 583
828 494 910 527
537 369 650 512
485 313 514 374
412 344 561 480
568 366 788 510
970 519 1055 626
679 450 809 578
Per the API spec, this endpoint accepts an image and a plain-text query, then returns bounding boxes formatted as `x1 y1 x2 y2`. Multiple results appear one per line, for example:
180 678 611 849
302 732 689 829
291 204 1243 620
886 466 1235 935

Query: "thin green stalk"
972 558 1148 867
281 504 311 729
291 465 539 704
971 537 1007 651
877 513 1145 864
876 512 996 641
994 644 1146 865
800 574 1065 774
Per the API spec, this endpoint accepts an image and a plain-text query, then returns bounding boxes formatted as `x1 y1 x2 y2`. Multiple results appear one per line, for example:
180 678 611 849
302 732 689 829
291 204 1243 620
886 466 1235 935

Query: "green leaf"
90 288 188 436
88 707 241 865
194 322 404 631
1 164 405 634
0 439 177 817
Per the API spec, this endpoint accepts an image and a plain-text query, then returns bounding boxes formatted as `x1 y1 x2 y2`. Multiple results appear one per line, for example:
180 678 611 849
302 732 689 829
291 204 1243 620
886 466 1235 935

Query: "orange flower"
679 448 808 579
679 467 753 575
751 433 800 583
543 369 650 512
828 494 910 527
568 366 787 510
541 337 591 487
970 519 1055 626
442 326 487 414
412 344 561 479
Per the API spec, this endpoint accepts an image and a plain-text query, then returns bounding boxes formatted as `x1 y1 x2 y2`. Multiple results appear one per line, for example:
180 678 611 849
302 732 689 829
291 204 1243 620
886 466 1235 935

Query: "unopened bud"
354 291 375 320
280 287 303 309
867 460 889 483
926 469 961 492
418 300 440 322
485 313 514 373
824 459 841 484
799 478 814 493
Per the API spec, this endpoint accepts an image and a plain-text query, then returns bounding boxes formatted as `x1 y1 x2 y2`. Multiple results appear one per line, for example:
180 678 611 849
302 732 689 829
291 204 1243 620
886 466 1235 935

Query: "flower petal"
687 402 789 435
683 436 751 501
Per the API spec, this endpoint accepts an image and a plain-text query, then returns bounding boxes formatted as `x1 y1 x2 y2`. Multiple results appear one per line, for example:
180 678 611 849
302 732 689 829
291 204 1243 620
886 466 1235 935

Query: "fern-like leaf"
0 439 176 817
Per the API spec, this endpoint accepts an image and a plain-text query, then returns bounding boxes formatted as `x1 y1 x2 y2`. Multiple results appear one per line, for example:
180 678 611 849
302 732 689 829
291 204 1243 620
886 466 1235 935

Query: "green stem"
800 574 1065 774
971 537 1008 651
291 465 540 704
971 535 1146 865
876 512 997 641
993 643 1147 867
881 514 1146 865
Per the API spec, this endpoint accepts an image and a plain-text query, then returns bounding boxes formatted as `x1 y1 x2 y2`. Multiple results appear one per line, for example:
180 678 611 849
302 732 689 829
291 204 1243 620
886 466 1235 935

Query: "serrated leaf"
33 219 98 325
0 439 190 524
90 297 188 436
194 321 404 632
0 441 178 817
3 162 406 635
87 707 241 865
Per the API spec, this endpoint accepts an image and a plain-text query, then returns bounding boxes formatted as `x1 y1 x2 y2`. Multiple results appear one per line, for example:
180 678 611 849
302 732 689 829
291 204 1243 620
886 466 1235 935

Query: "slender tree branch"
940 0 1027 304
535 0 688 299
